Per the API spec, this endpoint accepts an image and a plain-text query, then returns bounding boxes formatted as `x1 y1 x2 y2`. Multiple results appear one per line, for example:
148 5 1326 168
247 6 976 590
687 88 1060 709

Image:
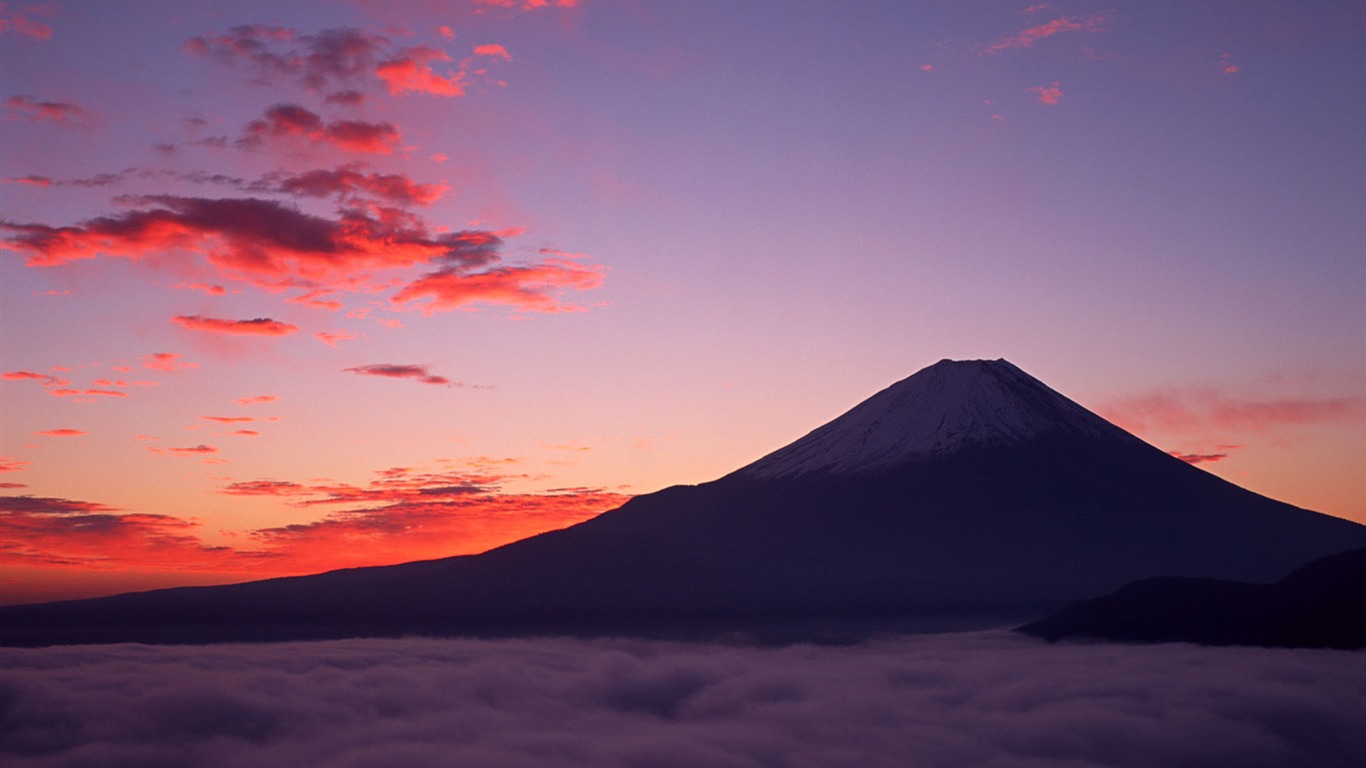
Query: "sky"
1 0 1364 605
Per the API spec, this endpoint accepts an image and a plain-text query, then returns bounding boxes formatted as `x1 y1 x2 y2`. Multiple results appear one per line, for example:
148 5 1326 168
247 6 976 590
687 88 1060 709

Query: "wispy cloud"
237 103 400 154
143 352 198 371
5 94 85 123
34 429 85 437
982 14 1107 54
0 4 53 40
1028 81 1063 105
172 315 300 336
236 394 278 406
315 329 360 347
343 364 451 385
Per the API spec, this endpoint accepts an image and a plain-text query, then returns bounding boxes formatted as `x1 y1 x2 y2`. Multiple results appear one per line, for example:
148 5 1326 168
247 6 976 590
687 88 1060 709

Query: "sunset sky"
2 0 1363 605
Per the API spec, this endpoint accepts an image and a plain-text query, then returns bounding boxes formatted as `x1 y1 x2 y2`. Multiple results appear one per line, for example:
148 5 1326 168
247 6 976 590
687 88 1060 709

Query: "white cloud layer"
1 631 1363 767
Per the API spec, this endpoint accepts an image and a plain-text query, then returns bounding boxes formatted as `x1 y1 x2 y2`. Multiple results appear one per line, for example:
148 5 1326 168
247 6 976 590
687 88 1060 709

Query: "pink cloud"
6 94 85 123
143 352 198 371
1168 450 1233 465
3 199 606 314
393 258 607 314
1028 82 1063 105
236 394 278 406
0 457 29 473
376 47 467 96
0 5 53 39
316 329 360 347
1101 390 1366 437
49 388 126 399
35 428 85 437
3 175 52 186
187 282 227 295
983 14 1107 54
256 166 448 206
473 44 511 60
3 370 69 387
173 315 299 336
150 444 218 457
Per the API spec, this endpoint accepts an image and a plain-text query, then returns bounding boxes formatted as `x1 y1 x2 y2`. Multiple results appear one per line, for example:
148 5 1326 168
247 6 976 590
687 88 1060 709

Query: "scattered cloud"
254 165 448 206
3 370 69 387
236 395 278 406
172 315 300 336
34 429 85 437
5 94 85 123
2 197 605 314
1101 390 1366 437
315 329 360 347
0 4 53 40
48 388 126 399
237 103 400 154
377 47 469 97
1028 81 1063 105
0 494 227 571
393 257 608 313
1168 450 1232 465
1220 52 1238 75
183 26 388 95
343 363 451 385
0 457 30 473
982 14 1107 54
3 174 52 186
0 633 1360 768
473 43 511 60
149 444 218 457
143 352 198 371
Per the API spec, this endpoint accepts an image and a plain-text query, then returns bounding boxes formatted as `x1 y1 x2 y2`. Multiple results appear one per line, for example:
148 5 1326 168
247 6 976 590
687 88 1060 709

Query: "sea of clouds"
2 631 1362 768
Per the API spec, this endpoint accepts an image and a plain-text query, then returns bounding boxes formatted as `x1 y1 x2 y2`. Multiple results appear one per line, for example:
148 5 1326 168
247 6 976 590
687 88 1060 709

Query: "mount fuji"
2 359 1363 645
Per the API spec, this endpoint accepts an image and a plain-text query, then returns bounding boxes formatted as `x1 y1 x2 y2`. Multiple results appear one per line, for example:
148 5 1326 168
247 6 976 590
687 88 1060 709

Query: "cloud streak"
343 363 451 385
2 197 606 313
172 315 300 336
983 14 1107 54
5 95 84 123
0 633 1361 768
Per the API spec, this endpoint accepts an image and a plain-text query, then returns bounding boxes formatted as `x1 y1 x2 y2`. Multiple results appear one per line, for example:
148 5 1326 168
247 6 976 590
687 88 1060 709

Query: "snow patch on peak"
735 359 1138 480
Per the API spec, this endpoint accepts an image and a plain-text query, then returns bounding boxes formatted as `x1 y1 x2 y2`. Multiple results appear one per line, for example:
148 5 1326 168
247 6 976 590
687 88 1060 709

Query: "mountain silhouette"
1018 545 1366 648
2 359 1363 646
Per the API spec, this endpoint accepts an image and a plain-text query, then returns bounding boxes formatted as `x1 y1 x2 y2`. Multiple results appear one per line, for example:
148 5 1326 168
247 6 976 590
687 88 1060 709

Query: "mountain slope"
1017 546 1366 648
2 359 1363 646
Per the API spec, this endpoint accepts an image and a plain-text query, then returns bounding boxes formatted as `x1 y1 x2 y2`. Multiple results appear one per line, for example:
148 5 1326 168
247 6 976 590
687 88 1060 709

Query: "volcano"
2 359 1363 645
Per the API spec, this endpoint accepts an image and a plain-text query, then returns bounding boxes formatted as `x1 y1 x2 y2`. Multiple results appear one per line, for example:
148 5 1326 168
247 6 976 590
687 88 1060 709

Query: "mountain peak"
735 358 1137 479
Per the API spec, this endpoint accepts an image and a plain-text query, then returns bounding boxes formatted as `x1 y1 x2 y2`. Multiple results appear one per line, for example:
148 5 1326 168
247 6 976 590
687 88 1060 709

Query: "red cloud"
257 166 448 206
0 495 231 572
473 44 511 60
475 0 580 9
393 258 606 313
144 352 198 371
188 282 227 295
238 103 400 154
3 370 69 387
3 199 605 313
236 394 278 405
202 416 259 423
983 15 1107 54
290 289 344 311
6 95 86 123
0 5 53 39
4 175 52 186
35 429 86 437
316 330 360 347
377 47 467 96
49 388 126 399
344 363 450 385
233 430 260 436
0 457 29 472
1028 82 1063 105
91 379 158 387
173 315 299 336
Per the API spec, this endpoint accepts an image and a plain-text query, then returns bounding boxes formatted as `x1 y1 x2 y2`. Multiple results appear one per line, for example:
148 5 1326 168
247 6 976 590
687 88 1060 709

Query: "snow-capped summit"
736 358 1138 479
